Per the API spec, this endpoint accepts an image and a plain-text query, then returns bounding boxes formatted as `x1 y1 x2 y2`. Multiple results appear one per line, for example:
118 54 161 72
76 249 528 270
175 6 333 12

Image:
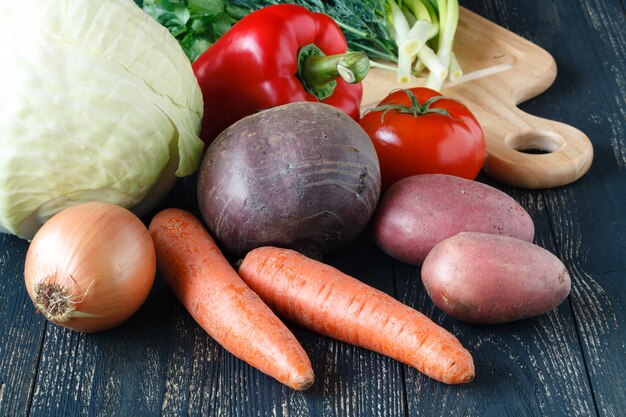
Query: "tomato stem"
365 89 452 122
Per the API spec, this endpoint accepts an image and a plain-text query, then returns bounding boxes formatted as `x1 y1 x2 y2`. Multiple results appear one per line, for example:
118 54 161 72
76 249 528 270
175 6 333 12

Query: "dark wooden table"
1 0 625 416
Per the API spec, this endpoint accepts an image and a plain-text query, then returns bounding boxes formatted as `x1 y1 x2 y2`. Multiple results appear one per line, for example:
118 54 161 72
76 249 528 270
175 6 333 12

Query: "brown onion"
24 202 156 332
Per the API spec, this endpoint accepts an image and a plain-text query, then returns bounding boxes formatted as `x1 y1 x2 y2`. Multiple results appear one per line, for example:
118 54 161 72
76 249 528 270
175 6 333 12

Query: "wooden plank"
26 279 175 416
154 183 408 416
362 7 594 189
175 238 407 417
23 176 407 416
394 184 597 416
152 233 408 416
0 234 46 417
0 1 623 416
460 1 626 416
302 240 407 417
516 0 626 415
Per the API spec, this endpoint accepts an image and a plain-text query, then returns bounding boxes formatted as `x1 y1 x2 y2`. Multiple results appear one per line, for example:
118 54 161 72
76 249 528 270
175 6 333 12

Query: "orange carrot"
238 246 475 385
149 209 314 390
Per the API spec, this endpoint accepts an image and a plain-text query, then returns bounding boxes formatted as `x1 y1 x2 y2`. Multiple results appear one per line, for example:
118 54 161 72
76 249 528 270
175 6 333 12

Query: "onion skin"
24 202 156 332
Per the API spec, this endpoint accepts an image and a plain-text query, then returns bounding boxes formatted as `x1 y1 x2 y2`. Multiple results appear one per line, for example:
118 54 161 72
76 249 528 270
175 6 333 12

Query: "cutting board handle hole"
506 131 564 155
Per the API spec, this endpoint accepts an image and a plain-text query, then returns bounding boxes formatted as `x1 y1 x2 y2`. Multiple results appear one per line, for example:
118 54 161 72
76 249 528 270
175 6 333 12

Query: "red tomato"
359 88 486 191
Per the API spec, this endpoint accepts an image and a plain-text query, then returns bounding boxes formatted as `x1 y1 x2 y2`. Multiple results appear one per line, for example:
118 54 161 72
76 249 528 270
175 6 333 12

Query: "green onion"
139 0 462 88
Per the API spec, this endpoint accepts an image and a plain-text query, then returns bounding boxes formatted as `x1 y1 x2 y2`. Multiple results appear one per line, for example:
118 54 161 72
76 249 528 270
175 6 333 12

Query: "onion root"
32 276 98 323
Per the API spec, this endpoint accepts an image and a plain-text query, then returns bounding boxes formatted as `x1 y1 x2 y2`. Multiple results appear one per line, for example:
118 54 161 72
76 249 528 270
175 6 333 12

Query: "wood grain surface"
361 7 595 189
1 0 625 416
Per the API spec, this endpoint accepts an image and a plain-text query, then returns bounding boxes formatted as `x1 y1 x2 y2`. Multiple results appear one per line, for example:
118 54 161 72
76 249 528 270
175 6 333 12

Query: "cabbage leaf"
0 0 204 239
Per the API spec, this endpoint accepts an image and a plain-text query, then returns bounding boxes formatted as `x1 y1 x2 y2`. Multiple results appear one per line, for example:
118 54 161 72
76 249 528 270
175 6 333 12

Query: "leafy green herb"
228 0 460 89
229 0 397 62
139 0 246 61
138 0 460 88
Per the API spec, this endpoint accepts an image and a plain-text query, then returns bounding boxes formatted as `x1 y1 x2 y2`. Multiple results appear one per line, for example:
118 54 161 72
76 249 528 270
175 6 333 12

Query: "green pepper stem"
298 44 370 101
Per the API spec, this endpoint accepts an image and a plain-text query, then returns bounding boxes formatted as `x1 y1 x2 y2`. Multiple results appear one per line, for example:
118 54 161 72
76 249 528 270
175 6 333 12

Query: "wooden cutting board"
360 7 593 189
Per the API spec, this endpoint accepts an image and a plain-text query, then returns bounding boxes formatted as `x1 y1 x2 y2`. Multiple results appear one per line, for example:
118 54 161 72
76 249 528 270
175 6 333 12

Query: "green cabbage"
0 0 204 240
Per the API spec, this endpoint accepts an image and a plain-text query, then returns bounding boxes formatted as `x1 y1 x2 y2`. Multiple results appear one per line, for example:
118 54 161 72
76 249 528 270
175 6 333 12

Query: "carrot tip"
440 357 475 384
295 380 315 391
454 366 475 385
290 372 315 391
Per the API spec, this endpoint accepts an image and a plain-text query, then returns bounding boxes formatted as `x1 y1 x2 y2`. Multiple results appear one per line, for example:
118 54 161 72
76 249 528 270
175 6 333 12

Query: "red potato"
373 174 534 265
421 232 571 324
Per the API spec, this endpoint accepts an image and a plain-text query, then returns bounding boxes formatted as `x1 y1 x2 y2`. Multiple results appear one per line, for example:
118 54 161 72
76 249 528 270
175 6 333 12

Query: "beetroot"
197 102 381 258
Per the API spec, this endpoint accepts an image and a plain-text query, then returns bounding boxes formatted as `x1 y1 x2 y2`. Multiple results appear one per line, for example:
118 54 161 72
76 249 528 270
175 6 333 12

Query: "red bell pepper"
192 4 370 145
